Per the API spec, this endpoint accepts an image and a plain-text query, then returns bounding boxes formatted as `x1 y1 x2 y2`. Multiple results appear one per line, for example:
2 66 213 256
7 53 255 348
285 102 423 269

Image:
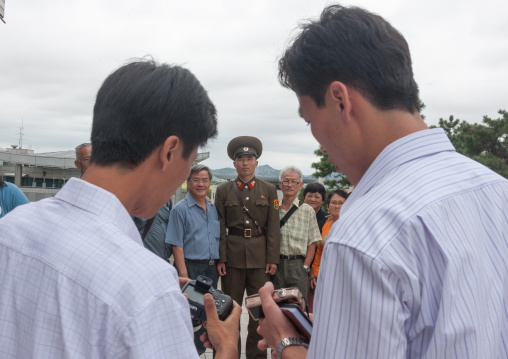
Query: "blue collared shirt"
166 192 220 260
0 181 29 218
311 128 508 358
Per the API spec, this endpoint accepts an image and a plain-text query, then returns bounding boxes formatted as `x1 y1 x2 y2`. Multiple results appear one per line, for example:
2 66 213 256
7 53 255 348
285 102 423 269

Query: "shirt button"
246 220 250 224
246 197 249 200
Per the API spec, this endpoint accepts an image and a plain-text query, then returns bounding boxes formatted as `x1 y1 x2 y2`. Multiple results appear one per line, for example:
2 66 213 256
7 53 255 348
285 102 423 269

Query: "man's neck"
237 174 254 183
281 195 297 210
342 89 428 185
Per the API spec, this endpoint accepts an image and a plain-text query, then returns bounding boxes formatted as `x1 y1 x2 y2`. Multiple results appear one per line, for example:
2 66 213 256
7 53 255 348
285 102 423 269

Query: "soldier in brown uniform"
215 136 280 359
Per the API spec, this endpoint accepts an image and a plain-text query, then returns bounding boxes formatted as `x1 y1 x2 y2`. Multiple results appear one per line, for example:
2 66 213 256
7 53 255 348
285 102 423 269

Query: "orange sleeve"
312 220 333 278
312 242 324 277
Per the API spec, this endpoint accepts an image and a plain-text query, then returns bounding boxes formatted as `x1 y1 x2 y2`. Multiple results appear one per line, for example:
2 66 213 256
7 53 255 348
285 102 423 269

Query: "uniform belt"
185 259 217 265
228 227 264 238
280 254 305 260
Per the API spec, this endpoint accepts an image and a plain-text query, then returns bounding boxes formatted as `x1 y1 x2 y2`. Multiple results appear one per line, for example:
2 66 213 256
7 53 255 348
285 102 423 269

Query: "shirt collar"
342 128 455 215
236 176 256 190
55 178 141 244
185 191 214 209
282 197 301 210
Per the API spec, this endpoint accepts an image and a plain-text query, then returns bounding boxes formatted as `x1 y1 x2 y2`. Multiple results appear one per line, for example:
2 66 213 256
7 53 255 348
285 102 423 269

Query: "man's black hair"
303 182 326 202
91 59 217 167
278 5 420 113
327 189 349 205
0 179 6 187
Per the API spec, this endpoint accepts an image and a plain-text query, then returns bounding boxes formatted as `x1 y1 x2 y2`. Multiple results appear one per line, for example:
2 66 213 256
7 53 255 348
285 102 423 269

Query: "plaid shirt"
279 198 321 255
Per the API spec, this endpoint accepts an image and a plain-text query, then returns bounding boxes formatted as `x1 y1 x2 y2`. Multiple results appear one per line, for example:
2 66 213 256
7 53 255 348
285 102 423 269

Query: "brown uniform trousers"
215 178 280 359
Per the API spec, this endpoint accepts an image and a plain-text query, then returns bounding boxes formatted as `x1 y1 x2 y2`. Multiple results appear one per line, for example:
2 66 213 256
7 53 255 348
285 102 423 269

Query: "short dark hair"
91 59 217 168
303 182 326 202
0 179 5 187
327 189 349 205
188 164 212 181
278 5 420 113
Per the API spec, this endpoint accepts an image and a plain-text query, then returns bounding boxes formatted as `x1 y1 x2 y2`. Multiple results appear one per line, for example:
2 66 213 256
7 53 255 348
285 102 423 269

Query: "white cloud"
1 0 507 174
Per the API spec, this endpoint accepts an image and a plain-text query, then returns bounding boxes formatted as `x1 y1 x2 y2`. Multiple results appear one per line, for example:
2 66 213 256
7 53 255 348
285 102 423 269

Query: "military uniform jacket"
215 177 280 268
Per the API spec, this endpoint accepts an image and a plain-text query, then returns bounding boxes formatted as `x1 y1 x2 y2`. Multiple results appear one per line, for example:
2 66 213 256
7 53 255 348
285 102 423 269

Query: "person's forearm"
214 345 238 359
304 243 316 267
281 346 308 359
172 246 188 277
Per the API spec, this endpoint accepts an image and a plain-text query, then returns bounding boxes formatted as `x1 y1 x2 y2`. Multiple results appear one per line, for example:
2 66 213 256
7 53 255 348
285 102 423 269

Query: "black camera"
181 275 233 322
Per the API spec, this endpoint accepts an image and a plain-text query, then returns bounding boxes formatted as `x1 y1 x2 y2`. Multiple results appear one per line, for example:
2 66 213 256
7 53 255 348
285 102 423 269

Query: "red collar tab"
236 178 256 189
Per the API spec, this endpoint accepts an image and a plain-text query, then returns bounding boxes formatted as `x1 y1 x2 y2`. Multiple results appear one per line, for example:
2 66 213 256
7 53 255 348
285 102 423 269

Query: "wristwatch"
277 337 309 359
303 265 311 273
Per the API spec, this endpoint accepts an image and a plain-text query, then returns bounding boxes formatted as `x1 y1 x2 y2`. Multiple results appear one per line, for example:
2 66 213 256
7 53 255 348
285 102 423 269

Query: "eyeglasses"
281 180 301 186
190 178 210 184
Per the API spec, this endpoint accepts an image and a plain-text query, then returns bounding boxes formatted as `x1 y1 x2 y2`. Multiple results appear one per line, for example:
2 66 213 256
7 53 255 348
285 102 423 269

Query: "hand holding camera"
181 275 233 322
181 275 241 356
256 282 311 358
247 286 312 341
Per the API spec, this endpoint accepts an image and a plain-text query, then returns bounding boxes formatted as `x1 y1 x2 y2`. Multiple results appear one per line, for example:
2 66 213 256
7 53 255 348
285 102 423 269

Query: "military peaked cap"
227 136 263 160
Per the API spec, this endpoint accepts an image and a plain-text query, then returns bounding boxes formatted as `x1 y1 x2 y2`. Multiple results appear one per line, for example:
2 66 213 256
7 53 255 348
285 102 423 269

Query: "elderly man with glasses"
275 166 321 303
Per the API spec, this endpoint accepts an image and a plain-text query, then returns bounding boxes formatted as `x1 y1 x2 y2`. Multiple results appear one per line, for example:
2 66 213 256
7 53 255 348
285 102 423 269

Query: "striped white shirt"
310 128 508 358
0 178 198 359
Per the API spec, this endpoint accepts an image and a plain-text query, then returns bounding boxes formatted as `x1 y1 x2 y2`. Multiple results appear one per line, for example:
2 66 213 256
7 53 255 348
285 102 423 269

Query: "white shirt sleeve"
111 290 198 359
309 243 408 358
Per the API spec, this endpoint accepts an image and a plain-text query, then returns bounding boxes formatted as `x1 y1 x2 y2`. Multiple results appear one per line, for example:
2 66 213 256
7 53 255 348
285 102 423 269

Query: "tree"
311 149 352 189
433 110 508 178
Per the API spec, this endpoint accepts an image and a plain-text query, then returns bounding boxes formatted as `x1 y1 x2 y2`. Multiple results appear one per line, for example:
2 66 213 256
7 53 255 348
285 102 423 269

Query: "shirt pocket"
225 200 239 207
255 199 269 206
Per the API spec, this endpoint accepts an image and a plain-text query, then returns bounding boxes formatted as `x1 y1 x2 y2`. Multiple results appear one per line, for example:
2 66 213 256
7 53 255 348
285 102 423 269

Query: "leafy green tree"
433 110 508 178
310 149 352 189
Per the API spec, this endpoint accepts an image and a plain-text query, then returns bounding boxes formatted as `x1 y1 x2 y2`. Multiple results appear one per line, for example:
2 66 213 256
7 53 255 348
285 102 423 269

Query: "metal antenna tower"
18 118 25 149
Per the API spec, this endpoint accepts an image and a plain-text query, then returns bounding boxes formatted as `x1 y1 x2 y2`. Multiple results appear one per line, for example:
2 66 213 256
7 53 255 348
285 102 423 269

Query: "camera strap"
279 201 303 228
233 180 263 231
141 217 155 242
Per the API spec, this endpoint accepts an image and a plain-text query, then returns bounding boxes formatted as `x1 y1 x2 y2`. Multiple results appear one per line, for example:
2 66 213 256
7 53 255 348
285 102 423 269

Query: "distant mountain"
212 164 279 180
255 164 280 177
212 167 238 177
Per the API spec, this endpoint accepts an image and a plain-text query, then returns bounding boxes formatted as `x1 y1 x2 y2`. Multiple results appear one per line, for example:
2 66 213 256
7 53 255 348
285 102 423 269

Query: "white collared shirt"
0 178 198 358
310 128 508 358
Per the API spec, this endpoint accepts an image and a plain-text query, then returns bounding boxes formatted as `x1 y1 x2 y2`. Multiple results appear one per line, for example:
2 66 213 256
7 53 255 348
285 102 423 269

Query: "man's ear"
74 160 80 169
329 81 352 122
159 135 181 171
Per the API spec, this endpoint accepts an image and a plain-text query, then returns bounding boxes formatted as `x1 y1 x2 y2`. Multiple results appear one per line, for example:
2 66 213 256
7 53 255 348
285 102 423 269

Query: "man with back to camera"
0 59 241 359
257 5 508 359
0 178 29 219
132 198 173 260
74 142 91 176
214 136 280 359
275 166 320 304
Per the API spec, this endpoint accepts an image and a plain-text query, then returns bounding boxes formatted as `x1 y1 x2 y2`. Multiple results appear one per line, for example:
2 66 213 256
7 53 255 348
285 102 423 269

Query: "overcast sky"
1 0 507 174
